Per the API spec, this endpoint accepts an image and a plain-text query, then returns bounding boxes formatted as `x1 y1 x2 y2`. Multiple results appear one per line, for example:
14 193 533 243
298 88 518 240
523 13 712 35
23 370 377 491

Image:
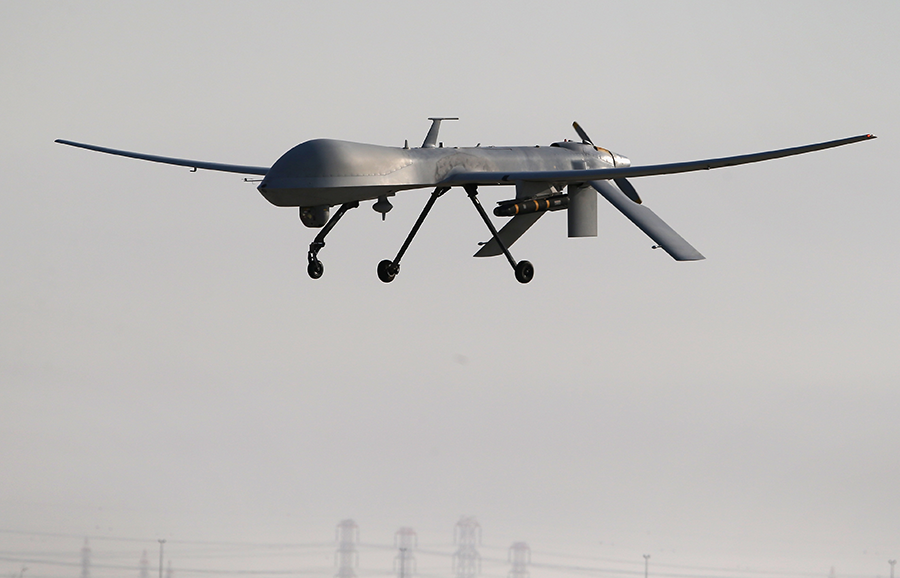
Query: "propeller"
572 121 593 148
572 122 642 204
571 122 703 260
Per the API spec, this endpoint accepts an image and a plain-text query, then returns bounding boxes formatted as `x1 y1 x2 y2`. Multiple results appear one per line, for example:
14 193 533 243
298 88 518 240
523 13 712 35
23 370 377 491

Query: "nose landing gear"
304 201 358 279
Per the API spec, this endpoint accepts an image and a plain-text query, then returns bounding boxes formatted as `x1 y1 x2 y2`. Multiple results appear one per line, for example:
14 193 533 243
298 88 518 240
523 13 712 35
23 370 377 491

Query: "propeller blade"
613 177 642 204
572 121 593 145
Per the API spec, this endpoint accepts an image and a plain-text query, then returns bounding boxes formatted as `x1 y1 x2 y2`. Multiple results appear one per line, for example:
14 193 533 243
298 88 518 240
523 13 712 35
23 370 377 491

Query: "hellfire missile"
493 194 569 217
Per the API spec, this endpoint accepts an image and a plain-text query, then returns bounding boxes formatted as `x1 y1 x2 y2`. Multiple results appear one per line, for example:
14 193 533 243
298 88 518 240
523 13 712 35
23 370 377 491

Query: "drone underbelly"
258 182 429 207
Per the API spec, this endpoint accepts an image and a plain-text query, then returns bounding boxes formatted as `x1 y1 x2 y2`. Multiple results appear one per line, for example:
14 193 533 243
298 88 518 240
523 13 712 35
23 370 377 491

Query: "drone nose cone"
257 173 277 193
255 173 299 207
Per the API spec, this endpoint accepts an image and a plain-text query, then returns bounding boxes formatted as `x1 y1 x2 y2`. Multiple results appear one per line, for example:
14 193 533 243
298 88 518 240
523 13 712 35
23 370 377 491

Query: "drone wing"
590 180 704 261
446 133 873 261
441 134 875 186
55 139 270 175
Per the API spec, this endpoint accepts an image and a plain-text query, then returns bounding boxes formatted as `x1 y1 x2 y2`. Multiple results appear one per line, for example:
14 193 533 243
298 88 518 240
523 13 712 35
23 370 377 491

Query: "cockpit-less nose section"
56 119 875 284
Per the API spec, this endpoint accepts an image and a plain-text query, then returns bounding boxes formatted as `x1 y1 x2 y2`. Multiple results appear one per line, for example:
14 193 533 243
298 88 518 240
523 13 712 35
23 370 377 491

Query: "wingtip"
673 251 706 262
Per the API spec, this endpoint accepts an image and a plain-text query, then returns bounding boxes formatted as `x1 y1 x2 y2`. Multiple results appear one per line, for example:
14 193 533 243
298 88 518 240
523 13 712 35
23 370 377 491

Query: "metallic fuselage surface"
257 139 616 207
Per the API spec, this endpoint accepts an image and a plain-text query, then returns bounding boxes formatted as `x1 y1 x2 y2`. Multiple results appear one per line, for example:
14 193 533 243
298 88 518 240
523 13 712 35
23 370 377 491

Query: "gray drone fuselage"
258 139 626 207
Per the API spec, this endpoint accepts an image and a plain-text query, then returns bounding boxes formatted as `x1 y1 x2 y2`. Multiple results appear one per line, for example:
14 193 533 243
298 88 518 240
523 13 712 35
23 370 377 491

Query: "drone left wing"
55 139 270 175
449 134 874 262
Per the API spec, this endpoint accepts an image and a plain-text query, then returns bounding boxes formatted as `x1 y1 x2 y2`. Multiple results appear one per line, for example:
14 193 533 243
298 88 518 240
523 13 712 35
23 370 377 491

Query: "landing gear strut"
306 201 358 279
464 185 534 284
377 186 534 284
378 187 449 283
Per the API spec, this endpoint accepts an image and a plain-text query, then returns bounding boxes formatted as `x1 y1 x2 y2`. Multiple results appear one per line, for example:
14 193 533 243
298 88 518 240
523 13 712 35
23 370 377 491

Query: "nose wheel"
307 258 324 279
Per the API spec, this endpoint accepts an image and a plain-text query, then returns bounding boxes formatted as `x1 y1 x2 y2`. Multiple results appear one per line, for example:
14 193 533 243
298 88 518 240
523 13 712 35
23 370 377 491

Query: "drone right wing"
55 139 270 175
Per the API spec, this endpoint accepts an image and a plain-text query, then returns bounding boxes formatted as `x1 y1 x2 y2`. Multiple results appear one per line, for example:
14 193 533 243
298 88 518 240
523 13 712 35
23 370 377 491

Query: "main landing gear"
377 187 449 283
305 201 358 279
305 188 534 283
377 185 534 284
464 184 534 284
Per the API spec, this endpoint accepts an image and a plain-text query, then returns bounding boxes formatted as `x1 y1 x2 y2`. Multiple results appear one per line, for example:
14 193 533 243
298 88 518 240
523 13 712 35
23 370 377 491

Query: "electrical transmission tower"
453 517 481 578
140 551 149 578
80 539 91 578
394 528 417 578
508 543 530 578
335 519 359 578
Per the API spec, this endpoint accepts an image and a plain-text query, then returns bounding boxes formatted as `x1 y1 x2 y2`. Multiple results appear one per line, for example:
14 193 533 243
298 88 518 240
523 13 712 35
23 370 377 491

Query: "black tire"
307 259 324 279
377 259 397 283
514 260 534 284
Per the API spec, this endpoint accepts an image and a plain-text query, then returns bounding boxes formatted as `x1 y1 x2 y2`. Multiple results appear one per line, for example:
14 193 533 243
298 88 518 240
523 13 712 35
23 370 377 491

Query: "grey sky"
1 2 897 578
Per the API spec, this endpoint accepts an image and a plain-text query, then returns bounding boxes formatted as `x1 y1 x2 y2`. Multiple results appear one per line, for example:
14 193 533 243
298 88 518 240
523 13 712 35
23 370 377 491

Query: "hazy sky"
2 3 897 578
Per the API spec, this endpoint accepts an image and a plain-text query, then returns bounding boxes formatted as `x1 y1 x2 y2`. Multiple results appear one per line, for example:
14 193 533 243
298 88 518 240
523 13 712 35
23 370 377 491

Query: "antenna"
422 117 458 149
